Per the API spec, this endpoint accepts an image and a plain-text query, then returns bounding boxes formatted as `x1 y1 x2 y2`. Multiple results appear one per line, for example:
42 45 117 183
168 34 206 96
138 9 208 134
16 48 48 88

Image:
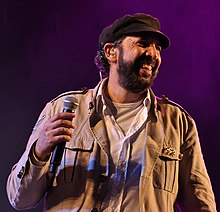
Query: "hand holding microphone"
34 96 79 174
49 96 79 173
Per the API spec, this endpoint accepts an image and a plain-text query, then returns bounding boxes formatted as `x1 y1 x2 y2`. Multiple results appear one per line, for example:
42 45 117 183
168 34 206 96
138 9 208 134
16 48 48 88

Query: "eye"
136 41 148 48
136 40 162 52
155 44 162 52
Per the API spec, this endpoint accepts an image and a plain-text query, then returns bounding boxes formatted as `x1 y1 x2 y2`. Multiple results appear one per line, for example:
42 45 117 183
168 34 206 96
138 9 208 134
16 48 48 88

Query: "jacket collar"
148 88 159 123
90 78 159 120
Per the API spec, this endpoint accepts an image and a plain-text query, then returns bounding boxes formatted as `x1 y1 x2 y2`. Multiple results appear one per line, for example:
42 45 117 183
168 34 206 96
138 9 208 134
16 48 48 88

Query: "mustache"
135 55 157 69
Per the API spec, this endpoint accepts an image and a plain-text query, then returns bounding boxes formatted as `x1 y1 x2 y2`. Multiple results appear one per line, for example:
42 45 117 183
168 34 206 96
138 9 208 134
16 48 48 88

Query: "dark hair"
94 37 124 77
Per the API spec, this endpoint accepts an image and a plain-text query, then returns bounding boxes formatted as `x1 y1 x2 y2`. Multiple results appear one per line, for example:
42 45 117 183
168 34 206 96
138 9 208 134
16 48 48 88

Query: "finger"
53 127 73 136
52 134 73 144
44 117 77 131
42 128 73 147
52 119 75 129
51 112 76 122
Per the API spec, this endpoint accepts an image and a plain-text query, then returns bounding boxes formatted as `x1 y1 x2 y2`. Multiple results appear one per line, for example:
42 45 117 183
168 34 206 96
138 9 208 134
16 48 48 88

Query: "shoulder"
156 94 191 118
50 88 89 103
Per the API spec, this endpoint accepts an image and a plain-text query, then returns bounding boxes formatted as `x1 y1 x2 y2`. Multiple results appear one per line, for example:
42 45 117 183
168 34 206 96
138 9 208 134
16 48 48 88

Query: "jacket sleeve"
177 114 216 211
6 102 54 210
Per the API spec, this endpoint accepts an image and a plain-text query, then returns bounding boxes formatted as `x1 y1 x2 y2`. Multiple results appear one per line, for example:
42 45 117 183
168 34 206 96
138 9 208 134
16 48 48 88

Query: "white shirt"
96 79 151 212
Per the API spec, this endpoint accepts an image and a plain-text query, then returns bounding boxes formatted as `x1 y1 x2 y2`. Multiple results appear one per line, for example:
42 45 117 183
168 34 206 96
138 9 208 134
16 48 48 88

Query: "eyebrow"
137 36 159 42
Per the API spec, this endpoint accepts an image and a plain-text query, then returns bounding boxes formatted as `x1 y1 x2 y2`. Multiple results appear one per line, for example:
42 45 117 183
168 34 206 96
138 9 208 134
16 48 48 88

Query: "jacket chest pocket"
62 148 93 184
153 146 183 194
58 138 109 186
56 136 95 184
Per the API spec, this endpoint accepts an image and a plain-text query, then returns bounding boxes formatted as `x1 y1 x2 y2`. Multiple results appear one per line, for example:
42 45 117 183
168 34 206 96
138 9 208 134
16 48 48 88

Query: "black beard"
117 50 158 94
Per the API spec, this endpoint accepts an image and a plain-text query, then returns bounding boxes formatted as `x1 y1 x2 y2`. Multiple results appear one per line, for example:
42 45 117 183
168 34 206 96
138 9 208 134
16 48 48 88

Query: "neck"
106 78 145 103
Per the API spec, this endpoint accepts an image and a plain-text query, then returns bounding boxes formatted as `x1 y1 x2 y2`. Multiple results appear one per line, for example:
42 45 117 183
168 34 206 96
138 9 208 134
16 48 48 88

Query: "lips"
139 63 154 77
142 64 153 71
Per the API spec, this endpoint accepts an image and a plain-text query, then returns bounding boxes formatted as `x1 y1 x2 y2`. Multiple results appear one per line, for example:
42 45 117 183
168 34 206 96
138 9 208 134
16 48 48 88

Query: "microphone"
49 96 79 173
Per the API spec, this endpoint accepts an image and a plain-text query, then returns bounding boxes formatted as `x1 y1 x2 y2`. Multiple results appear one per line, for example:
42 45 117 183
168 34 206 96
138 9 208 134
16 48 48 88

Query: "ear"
103 43 118 62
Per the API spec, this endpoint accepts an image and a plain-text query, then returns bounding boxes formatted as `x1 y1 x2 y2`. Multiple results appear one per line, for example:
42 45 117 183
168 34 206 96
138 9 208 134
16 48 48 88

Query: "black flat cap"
99 13 170 49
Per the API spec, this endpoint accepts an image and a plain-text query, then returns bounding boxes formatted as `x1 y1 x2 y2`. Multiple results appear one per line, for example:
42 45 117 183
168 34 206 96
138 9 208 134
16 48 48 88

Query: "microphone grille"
63 96 79 111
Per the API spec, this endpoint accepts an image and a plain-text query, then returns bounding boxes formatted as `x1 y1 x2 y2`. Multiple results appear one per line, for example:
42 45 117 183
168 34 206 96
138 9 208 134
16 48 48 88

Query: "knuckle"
58 127 68 134
57 112 62 117
61 127 66 133
55 112 62 120
59 119 64 125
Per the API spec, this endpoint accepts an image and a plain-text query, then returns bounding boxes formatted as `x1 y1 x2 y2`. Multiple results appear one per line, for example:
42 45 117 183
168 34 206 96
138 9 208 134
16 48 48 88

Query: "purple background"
1 1 219 211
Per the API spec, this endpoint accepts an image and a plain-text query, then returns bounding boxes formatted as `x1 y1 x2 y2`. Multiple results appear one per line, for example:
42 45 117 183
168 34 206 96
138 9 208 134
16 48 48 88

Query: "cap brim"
119 25 170 49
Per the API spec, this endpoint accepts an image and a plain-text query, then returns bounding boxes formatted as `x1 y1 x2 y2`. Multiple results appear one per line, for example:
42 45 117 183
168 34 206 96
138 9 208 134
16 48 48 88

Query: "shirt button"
91 208 98 212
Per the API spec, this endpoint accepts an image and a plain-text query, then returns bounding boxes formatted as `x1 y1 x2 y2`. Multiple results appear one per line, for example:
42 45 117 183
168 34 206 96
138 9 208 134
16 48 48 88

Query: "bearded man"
7 13 216 212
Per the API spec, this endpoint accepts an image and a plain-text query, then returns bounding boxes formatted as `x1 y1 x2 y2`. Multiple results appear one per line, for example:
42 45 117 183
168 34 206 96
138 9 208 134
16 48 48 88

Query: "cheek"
155 54 162 67
122 50 141 63
158 57 162 66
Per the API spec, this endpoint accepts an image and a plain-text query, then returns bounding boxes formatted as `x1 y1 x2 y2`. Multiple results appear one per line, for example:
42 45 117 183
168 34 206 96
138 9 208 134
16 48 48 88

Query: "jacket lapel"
140 89 165 200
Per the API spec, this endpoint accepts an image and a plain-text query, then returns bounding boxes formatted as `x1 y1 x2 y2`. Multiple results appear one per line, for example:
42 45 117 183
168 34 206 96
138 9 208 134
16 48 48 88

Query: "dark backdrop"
1 1 219 211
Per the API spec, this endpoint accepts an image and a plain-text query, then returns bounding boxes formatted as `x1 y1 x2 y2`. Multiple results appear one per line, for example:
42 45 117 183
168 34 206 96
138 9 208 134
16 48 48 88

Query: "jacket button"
17 166 25 179
91 208 98 212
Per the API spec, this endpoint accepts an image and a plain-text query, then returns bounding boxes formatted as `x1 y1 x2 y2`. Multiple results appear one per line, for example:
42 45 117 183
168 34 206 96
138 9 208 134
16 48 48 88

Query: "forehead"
122 32 161 45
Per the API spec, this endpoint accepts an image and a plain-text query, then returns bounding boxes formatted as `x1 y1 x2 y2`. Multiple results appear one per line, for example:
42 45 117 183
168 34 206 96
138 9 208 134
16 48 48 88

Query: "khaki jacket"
7 81 216 212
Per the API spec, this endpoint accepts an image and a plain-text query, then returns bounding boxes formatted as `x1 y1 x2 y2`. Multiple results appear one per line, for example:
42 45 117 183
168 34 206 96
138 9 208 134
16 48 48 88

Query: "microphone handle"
49 142 66 173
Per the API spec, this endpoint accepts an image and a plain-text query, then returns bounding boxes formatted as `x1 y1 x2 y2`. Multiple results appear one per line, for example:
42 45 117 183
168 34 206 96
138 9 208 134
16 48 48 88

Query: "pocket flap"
65 135 94 151
160 146 183 160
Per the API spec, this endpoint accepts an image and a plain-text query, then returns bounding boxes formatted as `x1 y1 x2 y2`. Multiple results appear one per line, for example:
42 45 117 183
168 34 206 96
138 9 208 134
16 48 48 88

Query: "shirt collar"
95 78 108 114
96 78 151 114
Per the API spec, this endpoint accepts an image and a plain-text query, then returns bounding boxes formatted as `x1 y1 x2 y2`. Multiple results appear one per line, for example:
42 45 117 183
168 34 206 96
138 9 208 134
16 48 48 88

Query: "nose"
145 44 159 60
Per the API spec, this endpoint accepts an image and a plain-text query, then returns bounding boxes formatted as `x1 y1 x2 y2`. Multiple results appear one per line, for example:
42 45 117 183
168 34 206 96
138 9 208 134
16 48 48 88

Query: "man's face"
116 35 162 93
